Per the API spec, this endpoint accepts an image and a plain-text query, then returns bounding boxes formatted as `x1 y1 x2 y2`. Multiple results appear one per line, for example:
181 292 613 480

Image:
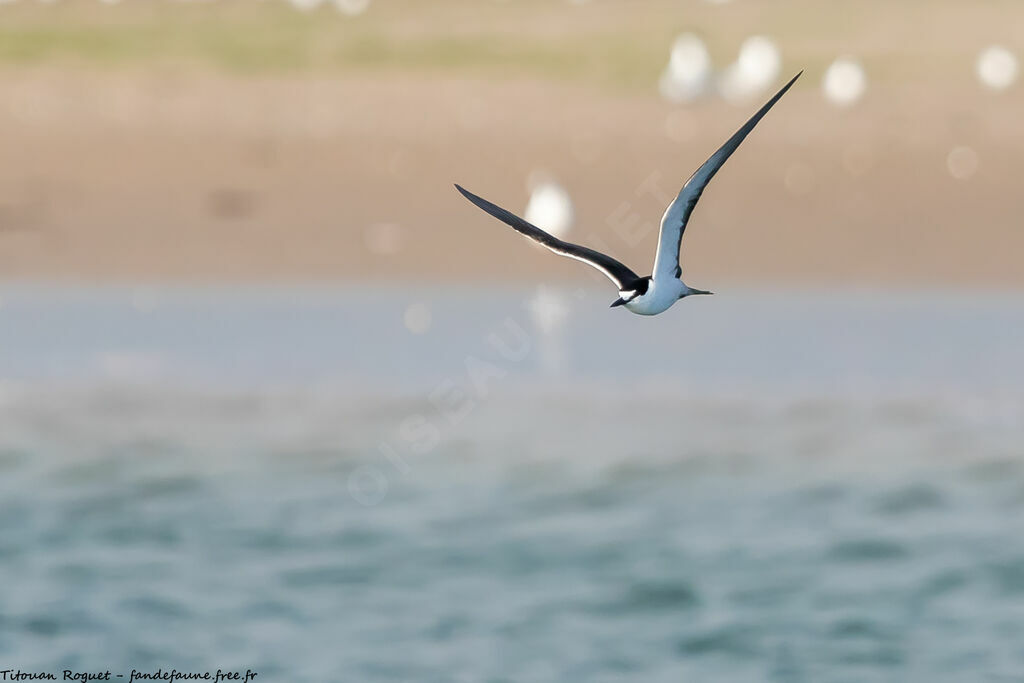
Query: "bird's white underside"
621 279 689 316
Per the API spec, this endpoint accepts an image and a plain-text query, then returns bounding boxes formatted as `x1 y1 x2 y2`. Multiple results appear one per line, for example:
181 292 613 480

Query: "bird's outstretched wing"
455 184 640 290
652 71 802 281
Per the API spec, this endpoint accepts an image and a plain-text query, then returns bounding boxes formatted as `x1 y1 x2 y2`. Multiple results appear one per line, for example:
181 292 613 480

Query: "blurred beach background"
2 1 1024 681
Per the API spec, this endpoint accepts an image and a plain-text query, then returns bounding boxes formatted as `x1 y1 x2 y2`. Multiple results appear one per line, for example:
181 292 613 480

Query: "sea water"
1 285 1022 681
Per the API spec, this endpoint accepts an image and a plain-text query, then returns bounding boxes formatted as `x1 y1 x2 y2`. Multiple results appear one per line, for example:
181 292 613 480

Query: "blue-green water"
1 286 1023 681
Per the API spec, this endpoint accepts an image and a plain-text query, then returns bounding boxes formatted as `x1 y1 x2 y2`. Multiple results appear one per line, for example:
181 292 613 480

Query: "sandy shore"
0 64 1022 287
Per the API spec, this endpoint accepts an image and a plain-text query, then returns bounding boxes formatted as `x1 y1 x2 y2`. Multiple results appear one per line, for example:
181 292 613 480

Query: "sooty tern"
455 71 801 316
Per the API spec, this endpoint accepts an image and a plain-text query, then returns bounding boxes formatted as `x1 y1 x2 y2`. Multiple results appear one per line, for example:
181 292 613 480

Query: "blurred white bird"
822 57 867 106
659 33 713 103
977 46 1018 91
718 36 782 102
524 175 574 239
660 34 782 105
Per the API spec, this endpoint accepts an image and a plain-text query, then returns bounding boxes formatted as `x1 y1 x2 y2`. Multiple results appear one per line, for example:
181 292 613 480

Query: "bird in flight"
456 71 801 316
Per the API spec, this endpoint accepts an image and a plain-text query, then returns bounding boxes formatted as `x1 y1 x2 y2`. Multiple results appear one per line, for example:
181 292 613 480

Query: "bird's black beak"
610 298 626 308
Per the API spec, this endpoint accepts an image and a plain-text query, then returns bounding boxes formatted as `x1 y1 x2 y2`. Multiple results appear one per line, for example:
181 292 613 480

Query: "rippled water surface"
1 286 1023 681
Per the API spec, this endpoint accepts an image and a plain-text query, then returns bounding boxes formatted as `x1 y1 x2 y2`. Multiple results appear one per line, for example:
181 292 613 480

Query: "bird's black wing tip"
454 183 479 202
767 71 802 102
455 183 484 208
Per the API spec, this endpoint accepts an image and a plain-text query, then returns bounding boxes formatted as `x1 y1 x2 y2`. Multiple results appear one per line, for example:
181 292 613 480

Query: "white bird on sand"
456 72 801 316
